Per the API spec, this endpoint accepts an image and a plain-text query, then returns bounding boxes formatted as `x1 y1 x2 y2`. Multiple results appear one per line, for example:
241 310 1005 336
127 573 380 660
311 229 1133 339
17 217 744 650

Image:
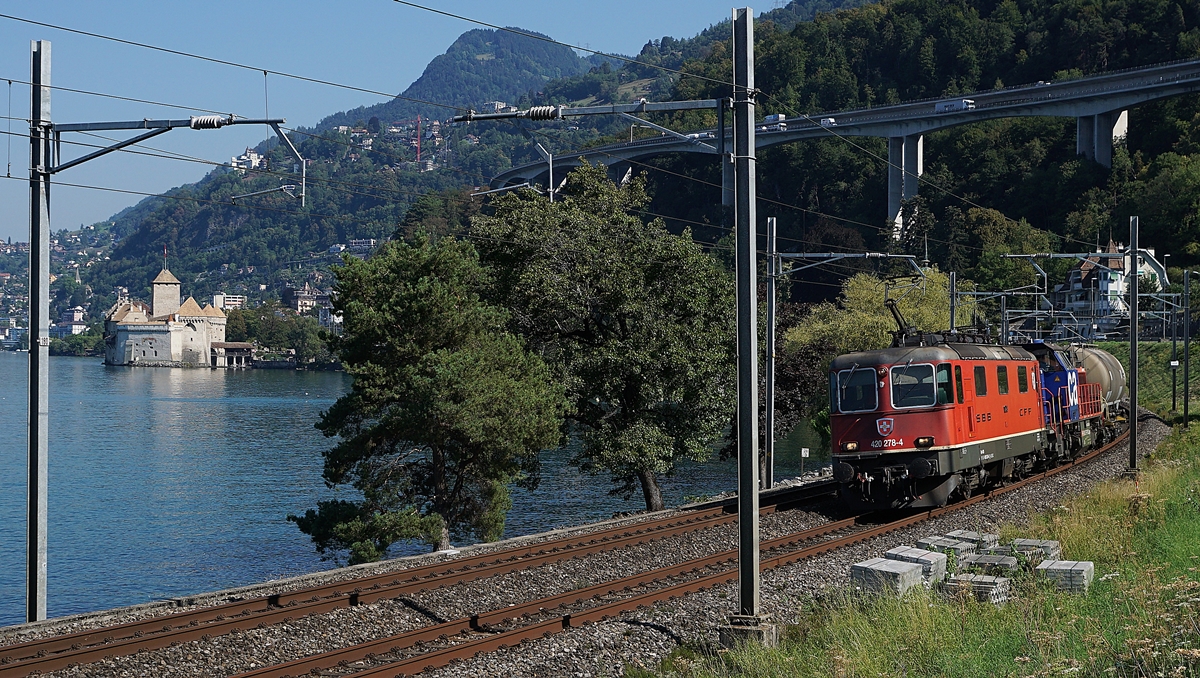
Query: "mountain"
313 28 603 131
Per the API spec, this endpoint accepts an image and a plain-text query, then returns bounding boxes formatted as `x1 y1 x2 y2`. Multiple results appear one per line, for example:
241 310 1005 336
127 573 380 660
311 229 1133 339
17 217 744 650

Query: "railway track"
0 427 1128 677
225 428 1131 678
0 479 838 677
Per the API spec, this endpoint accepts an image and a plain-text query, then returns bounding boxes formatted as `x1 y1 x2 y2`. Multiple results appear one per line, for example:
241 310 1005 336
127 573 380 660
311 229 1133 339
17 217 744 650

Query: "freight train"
828 303 1127 510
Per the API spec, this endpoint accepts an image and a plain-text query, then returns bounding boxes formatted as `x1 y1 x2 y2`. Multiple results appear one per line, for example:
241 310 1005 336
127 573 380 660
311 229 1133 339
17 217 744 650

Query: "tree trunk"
435 521 451 551
638 468 664 512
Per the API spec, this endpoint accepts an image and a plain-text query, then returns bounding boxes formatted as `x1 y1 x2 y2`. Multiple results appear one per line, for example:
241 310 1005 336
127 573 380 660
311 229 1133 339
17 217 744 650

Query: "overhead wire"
0 8 1085 257
0 16 873 257
0 13 466 113
382 0 1084 254
1 77 232 116
519 121 985 254
0 11 977 279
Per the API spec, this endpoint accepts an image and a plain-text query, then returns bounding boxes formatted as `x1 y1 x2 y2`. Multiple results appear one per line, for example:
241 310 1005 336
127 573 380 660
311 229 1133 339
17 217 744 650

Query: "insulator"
189 115 228 129
525 106 559 121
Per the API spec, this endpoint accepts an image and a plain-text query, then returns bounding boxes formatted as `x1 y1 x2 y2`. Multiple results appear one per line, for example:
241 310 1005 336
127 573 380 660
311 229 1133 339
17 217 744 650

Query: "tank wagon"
828 307 1126 510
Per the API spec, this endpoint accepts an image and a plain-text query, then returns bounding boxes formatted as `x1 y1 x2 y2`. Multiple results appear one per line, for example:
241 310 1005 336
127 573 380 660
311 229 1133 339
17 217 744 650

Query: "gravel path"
2 419 1166 678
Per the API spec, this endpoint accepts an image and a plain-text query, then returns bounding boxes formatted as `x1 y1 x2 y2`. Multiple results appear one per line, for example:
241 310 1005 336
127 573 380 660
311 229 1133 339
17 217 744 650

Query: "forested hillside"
74 0 1200 318
646 0 1200 296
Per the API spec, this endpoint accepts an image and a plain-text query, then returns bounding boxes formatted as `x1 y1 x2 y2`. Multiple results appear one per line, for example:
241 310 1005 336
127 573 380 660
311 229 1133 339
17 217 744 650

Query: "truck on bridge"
935 99 976 113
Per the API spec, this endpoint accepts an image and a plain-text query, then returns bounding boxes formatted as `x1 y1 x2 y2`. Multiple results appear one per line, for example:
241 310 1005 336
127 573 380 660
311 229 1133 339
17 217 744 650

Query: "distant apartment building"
319 306 342 334
348 239 377 252
480 101 517 114
50 305 89 338
230 148 265 173
2 325 26 348
212 293 247 311
282 282 331 314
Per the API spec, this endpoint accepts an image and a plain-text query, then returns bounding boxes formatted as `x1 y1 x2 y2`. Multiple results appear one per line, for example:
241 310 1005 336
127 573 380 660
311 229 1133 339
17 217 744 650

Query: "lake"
0 353 826 627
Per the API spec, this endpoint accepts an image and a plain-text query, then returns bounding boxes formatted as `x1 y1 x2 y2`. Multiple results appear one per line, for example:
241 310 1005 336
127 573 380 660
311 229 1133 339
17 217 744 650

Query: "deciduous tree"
471 165 735 512
290 235 565 561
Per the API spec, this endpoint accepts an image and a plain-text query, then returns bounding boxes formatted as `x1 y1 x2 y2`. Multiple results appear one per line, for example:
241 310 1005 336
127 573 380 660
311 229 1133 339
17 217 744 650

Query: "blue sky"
0 1 763 243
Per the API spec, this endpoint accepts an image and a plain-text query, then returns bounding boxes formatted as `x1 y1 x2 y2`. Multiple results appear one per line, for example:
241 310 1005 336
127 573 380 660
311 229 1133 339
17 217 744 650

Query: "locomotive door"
961 365 976 438
954 365 974 438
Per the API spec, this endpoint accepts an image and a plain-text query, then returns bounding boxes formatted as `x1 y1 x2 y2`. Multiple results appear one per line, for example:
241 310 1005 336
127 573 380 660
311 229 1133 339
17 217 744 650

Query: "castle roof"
152 268 181 285
177 296 204 316
107 300 151 323
201 303 225 318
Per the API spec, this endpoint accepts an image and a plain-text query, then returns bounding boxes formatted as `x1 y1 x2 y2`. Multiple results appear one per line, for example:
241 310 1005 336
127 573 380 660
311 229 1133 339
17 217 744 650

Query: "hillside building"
1050 240 1169 339
103 268 231 367
50 306 89 338
230 148 265 173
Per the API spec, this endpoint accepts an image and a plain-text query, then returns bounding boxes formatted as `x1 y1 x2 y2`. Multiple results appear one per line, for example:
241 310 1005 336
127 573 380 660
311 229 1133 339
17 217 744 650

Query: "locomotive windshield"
890 363 937 408
834 367 878 413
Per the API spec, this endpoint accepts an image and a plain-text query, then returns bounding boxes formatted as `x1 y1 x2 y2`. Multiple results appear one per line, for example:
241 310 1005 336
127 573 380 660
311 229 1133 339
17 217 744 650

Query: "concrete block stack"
943 529 1000 550
942 573 1011 605
1011 538 1063 560
916 536 977 558
983 544 1045 565
850 557 925 596
958 553 1020 575
1036 560 1095 593
884 546 948 585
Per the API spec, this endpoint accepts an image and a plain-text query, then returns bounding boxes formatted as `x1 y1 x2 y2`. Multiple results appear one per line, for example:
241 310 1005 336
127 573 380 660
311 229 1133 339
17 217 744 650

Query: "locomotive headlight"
915 436 935 448
840 441 859 452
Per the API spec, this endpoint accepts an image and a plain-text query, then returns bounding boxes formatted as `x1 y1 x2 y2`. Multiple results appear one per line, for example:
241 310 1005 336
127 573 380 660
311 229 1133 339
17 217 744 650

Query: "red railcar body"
828 339 1121 509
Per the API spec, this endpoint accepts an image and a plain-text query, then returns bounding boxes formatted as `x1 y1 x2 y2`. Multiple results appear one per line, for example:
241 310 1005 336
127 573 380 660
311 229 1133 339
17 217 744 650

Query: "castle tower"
151 268 181 318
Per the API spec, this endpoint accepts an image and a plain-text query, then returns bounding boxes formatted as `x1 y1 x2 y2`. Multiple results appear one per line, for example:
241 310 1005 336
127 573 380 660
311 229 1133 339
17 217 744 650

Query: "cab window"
997 365 1009 395
936 364 952 404
1017 365 1029 393
954 365 964 404
891 363 936 408
836 368 878 413
974 365 988 396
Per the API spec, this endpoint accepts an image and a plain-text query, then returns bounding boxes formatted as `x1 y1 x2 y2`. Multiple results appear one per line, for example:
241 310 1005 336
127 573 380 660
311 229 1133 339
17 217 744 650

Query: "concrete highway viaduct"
491 58 1200 236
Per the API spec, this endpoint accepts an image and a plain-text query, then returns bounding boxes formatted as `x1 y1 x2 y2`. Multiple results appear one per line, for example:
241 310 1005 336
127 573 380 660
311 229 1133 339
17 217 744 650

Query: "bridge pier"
888 134 923 239
1076 109 1128 168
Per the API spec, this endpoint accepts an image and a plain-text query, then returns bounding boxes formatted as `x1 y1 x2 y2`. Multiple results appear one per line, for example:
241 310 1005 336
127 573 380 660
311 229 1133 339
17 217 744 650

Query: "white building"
230 148 265 173
319 306 342 334
103 268 229 367
212 293 247 310
1052 240 1169 338
50 306 89 338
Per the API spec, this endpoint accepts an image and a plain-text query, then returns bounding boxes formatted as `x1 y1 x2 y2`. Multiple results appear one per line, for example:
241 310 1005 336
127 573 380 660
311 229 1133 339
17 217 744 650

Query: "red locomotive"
829 304 1127 510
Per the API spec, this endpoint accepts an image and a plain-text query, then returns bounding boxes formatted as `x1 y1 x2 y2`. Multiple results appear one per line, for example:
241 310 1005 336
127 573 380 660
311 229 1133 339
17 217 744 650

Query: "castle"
103 268 232 367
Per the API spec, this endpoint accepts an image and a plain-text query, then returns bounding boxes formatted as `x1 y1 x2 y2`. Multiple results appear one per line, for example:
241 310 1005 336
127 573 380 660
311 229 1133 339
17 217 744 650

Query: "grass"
626 424 1200 678
1098 341 1200 422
